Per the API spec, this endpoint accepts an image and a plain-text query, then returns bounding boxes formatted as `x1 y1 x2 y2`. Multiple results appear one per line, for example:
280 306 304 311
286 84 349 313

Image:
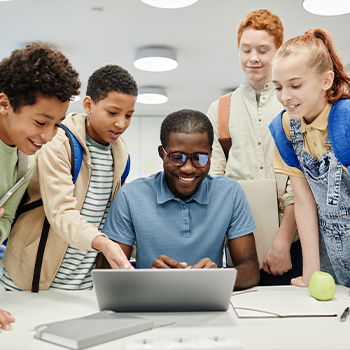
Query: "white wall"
122 115 165 182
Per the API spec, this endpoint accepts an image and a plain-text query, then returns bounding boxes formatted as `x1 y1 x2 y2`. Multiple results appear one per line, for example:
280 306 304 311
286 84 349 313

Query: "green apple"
308 271 336 301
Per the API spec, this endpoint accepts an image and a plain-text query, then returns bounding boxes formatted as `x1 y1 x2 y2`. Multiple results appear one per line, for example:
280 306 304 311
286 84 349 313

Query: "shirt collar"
157 171 210 205
301 103 331 133
240 81 276 95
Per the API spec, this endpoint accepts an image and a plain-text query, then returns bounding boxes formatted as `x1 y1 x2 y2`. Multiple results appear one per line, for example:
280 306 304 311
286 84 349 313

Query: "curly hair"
86 65 138 103
160 109 214 149
274 28 350 102
237 9 284 49
0 42 81 112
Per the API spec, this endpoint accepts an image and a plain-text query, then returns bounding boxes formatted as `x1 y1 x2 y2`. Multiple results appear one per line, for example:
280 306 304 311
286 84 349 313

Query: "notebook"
235 179 280 267
92 268 237 312
35 310 154 350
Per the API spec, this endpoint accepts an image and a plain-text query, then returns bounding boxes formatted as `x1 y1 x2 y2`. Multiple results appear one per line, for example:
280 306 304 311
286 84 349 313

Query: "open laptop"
92 268 237 312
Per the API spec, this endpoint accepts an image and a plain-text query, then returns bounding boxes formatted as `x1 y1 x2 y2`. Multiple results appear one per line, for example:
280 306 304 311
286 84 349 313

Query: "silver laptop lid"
92 268 237 312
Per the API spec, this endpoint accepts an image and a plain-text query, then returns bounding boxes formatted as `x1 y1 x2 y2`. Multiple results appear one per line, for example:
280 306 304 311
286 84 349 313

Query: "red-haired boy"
207 9 301 285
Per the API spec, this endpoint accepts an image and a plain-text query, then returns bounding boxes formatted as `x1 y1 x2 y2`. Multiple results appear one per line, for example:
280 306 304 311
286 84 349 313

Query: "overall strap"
31 124 83 293
217 92 233 160
16 150 28 182
269 112 302 170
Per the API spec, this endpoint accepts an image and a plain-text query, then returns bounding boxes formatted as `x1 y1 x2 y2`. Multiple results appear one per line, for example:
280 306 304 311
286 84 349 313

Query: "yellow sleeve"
273 112 305 179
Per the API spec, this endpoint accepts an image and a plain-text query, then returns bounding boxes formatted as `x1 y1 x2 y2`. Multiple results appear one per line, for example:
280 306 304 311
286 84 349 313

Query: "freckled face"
159 132 211 201
239 28 277 86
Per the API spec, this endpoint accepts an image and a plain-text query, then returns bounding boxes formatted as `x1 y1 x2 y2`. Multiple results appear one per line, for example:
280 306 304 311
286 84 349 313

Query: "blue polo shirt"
102 171 256 268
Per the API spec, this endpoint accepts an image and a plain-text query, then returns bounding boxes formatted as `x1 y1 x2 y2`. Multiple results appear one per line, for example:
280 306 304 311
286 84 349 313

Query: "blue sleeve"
102 187 135 247
226 184 257 240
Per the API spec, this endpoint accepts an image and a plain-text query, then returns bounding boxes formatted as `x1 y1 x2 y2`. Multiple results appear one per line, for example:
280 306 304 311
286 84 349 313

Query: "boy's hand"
92 236 133 269
263 246 292 275
0 207 4 219
0 309 15 332
151 255 187 269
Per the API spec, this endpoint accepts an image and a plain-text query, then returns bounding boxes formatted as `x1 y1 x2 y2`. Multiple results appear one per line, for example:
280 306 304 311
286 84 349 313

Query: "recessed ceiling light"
137 87 168 105
134 47 178 72
140 0 198 9
303 0 350 16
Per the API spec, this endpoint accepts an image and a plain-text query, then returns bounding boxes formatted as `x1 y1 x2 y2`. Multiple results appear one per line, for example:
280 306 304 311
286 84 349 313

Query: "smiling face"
0 93 68 155
84 91 136 145
273 53 334 123
159 132 211 202
239 28 277 90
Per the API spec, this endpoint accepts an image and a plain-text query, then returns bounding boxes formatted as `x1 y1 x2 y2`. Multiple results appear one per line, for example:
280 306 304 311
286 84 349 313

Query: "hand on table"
151 255 188 269
192 257 217 269
0 309 15 332
291 276 309 287
92 236 133 269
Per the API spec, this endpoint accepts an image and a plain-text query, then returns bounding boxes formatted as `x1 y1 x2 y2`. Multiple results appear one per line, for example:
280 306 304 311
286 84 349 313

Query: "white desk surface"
0 285 349 349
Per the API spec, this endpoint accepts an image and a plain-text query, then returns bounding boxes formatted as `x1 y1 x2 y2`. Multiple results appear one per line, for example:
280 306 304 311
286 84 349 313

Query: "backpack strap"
59 124 84 184
328 99 350 172
16 150 28 182
31 124 83 293
121 155 130 185
269 111 302 170
218 92 233 160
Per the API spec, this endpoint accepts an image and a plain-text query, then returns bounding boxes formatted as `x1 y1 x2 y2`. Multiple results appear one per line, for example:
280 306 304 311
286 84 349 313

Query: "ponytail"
275 28 350 103
307 29 350 102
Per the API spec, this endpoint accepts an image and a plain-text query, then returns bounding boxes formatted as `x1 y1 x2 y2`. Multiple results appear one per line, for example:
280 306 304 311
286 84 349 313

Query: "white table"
0 285 349 349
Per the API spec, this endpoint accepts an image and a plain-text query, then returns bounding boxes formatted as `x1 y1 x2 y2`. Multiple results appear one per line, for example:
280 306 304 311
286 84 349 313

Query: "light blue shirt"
102 171 256 268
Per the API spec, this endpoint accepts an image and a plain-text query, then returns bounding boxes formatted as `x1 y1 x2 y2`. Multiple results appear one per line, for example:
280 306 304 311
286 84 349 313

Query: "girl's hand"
291 276 309 287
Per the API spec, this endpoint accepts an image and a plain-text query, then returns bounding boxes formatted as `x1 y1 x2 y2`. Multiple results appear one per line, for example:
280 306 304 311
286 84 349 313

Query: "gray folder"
35 310 153 349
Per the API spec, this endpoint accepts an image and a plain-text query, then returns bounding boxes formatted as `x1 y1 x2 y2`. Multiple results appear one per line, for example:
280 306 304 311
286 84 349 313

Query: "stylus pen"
340 307 349 322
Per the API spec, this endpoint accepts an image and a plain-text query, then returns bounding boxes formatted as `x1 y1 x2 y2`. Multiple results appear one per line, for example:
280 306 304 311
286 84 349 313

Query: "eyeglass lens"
169 153 209 167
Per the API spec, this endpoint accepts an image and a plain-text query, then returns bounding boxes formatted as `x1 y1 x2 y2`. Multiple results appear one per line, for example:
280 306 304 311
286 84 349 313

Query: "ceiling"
1 0 350 117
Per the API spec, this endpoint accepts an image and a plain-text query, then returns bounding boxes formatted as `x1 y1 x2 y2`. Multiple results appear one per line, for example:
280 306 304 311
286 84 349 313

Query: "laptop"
92 268 237 312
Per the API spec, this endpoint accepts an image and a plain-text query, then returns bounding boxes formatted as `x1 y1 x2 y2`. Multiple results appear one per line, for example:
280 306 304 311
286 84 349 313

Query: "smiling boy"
103 109 260 290
207 9 301 285
0 42 80 331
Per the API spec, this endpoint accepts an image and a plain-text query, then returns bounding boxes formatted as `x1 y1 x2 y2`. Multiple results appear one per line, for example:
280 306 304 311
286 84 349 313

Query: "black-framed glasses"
162 147 211 168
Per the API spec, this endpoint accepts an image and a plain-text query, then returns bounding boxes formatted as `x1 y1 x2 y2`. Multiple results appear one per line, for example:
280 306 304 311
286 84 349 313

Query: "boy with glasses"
103 109 260 290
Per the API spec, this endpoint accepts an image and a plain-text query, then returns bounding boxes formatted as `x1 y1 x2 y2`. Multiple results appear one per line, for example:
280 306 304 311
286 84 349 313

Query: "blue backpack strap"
121 155 130 185
59 124 83 184
328 99 350 173
31 124 83 292
269 111 302 170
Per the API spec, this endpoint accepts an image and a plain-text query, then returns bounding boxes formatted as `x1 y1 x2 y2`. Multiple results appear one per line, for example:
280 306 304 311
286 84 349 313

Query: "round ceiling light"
303 0 350 16
137 87 168 105
140 0 198 9
134 47 178 72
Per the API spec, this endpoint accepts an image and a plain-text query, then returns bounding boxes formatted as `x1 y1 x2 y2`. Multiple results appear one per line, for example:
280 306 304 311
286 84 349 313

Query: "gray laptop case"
92 268 237 312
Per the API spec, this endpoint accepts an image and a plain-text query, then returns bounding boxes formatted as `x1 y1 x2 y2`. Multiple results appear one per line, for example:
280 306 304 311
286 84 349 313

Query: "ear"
83 96 93 114
323 70 334 91
158 145 164 161
0 93 10 115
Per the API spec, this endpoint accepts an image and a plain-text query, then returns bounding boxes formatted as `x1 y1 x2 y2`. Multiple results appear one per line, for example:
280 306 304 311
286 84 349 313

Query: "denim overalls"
290 119 350 287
